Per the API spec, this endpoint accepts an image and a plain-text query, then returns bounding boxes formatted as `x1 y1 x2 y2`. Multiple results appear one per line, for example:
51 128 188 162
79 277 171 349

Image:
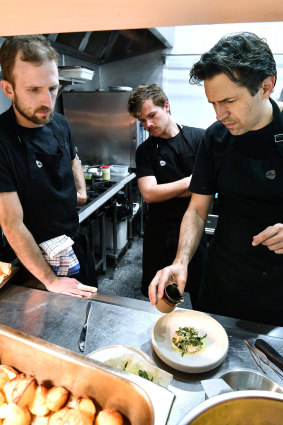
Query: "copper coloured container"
0 324 173 425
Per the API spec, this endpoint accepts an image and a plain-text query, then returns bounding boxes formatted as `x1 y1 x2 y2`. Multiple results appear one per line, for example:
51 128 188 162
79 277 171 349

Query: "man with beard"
128 84 207 305
0 35 97 298
149 33 283 325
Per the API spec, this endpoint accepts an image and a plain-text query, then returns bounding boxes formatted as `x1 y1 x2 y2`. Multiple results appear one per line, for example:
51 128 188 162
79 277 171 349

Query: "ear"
164 100 170 113
262 76 275 98
1 80 14 100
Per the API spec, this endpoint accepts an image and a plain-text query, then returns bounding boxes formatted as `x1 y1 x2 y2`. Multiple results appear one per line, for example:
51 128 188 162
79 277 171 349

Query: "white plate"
152 310 229 373
87 345 154 365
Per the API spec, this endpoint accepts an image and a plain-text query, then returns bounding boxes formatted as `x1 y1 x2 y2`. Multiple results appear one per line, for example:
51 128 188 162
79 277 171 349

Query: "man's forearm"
71 158 87 204
3 222 57 288
139 175 192 203
174 208 206 267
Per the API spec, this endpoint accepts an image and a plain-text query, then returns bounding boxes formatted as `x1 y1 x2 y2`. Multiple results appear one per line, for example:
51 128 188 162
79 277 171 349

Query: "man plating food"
149 32 283 325
0 35 97 297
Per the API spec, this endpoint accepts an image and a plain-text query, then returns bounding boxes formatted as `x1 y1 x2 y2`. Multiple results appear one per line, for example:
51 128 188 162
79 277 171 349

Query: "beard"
14 94 54 125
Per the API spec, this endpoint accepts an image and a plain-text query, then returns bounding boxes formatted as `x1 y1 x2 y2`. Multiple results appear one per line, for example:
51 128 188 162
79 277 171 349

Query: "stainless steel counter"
0 284 282 424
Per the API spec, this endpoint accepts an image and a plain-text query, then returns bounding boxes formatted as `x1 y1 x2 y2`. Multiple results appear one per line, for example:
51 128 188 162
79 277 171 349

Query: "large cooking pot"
177 390 283 425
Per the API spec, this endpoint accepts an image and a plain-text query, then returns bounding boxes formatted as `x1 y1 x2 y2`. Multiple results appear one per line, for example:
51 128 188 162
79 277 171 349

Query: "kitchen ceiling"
45 29 170 64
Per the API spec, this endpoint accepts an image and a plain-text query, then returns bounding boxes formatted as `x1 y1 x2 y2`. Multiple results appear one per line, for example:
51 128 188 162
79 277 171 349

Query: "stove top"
85 180 116 204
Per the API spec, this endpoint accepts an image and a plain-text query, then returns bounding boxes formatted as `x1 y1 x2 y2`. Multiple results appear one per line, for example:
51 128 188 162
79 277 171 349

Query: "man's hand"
252 223 283 253
45 276 94 298
148 264 187 306
77 190 87 205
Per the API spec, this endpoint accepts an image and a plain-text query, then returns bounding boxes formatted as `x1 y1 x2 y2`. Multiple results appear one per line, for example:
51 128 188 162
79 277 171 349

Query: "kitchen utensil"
218 368 283 393
78 301 92 352
151 310 229 373
255 338 283 371
244 339 283 379
177 390 283 425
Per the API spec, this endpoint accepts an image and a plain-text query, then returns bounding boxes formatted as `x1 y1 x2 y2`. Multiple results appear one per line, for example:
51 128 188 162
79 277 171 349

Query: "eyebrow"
208 97 235 104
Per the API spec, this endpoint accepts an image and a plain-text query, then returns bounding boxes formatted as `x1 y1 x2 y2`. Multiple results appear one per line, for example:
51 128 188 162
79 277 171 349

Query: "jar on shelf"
102 165 110 181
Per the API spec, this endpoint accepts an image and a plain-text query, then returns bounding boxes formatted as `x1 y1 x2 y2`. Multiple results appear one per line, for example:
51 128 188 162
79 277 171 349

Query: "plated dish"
152 310 229 373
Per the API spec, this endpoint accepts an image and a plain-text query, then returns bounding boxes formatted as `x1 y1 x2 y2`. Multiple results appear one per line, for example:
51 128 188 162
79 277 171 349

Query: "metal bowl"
177 391 283 425
218 368 282 393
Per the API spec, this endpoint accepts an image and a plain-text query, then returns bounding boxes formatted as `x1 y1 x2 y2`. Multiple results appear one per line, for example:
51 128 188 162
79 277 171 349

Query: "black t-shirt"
0 107 78 243
190 114 282 198
136 125 204 220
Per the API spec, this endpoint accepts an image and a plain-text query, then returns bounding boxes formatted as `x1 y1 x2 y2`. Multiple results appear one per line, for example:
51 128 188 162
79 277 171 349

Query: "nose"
41 90 53 108
214 104 229 122
143 119 153 129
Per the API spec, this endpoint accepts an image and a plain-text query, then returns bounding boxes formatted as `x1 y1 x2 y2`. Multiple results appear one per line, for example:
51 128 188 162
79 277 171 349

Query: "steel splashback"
62 91 137 167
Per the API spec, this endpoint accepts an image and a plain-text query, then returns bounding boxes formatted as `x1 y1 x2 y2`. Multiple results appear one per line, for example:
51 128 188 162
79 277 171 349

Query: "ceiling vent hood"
45 28 173 64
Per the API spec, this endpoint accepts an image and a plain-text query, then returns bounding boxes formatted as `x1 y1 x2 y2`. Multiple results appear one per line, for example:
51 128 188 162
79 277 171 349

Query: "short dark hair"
0 35 59 85
189 32 277 96
127 84 168 117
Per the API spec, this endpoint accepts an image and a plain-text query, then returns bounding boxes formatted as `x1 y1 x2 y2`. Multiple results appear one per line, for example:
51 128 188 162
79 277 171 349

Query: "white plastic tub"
110 165 129 176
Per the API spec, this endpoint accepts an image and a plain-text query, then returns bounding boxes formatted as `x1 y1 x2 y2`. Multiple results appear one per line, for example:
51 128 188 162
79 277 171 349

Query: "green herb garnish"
138 369 153 381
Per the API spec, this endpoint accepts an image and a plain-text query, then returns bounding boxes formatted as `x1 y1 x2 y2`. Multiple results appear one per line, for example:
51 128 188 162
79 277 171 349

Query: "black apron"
142 214 207 305
5 110 97 287
142 127 207 304
197 106 283 325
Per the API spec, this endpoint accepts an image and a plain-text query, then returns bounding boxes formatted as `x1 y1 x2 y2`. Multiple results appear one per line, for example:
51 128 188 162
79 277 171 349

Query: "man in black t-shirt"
128 84 207 304
148 33 283 325
0 35 96 298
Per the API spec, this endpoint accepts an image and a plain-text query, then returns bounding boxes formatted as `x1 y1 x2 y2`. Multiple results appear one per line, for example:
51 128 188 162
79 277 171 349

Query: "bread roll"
0 367 18 391
2 403 31 425
76 397 96 420
3 374 36 407
49 407 93 425
28 385 49 416
46 386 69 412
94 408 124 425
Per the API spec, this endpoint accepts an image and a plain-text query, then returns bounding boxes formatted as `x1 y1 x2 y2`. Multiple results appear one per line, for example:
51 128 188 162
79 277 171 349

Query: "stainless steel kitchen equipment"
62 91 138 168
177 390 283 425
78 301 92 352
217 368 282 393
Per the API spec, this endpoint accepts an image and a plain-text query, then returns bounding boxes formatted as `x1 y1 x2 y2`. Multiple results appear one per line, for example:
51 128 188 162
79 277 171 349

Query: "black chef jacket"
136 125 207 304
190 98 283 325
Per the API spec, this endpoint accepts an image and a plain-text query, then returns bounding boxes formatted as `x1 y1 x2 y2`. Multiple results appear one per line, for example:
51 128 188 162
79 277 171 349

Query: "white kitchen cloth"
39 235 80 276
201 378 233 398
39 235 74 258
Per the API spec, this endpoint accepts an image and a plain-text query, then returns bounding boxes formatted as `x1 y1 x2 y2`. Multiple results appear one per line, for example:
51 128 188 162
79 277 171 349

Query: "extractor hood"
45 28 173 64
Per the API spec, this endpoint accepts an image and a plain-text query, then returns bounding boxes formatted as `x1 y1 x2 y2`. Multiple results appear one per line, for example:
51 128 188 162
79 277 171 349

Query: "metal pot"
177 391 283 425
218 368 282 393
87 166 102 177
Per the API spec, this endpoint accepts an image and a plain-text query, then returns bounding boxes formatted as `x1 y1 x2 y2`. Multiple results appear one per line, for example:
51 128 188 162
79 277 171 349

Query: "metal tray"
0 324 174 424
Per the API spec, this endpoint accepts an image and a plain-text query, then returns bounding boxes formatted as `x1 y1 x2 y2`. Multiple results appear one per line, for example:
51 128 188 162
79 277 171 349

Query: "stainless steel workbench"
0 284 282 424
